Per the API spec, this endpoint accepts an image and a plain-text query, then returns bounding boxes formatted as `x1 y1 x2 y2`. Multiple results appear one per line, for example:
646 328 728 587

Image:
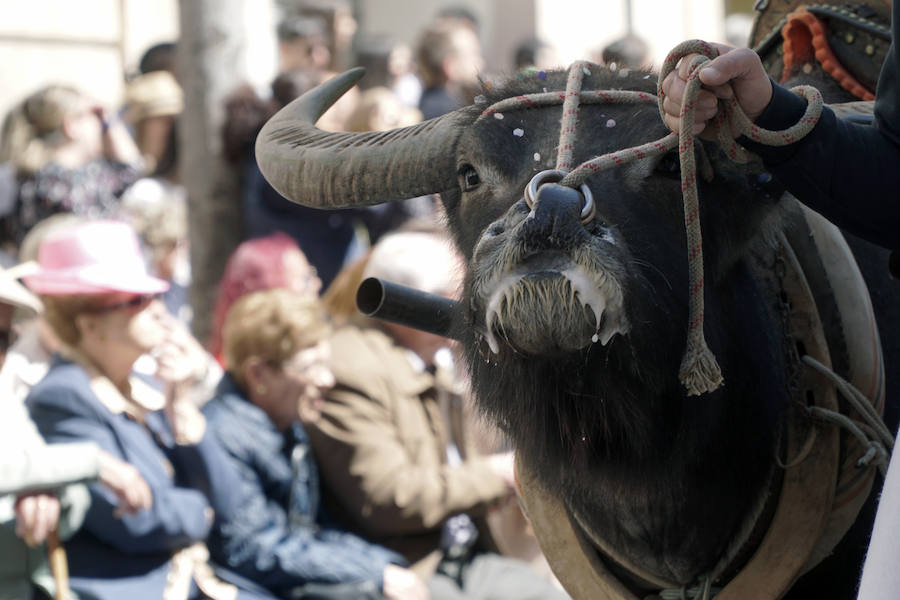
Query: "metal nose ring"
524 169 596 224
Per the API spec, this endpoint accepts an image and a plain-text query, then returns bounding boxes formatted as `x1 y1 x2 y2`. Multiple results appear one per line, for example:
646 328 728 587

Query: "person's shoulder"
328 326 406 374
203 382 277 455
28 359 92 403
26 360 104 421
330 324 393 352
326 325 424 405
202 392 244 429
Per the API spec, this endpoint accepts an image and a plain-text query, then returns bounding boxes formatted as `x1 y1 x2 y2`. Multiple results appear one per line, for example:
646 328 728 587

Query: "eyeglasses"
88 294 160 314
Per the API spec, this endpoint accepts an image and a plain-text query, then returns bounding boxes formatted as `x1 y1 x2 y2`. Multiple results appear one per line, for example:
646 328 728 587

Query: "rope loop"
801 354 895 478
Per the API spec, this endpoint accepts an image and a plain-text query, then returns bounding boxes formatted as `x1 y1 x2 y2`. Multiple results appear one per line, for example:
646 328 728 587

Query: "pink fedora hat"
23 220 169 295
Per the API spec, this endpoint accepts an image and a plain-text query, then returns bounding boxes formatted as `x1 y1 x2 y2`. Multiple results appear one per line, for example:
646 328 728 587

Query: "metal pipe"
356 277 460 340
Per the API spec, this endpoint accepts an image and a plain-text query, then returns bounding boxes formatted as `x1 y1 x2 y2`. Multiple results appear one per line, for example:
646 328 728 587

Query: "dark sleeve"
28 388 212 554
738 32 900 250
206 410 404 594
164 427 244 524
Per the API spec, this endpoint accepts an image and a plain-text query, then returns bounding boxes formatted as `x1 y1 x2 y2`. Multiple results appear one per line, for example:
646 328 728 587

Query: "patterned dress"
7 160 139 244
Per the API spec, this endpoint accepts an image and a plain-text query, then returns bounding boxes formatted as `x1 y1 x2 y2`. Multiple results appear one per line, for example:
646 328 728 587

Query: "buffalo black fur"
430 67 895 596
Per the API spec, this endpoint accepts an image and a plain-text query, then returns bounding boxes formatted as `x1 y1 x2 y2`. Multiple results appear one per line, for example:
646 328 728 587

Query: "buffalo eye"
655 151 681 178
458 164 481 191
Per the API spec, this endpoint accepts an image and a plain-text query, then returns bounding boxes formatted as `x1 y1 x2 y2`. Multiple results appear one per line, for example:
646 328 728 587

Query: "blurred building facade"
0 0 751 121
359 0 727 75
0 0 277 119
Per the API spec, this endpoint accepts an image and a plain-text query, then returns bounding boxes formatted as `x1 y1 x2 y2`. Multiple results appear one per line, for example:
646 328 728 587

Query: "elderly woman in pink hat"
23 220 275 600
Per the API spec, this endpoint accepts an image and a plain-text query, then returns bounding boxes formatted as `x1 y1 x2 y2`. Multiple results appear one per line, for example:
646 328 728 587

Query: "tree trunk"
177 0 246 344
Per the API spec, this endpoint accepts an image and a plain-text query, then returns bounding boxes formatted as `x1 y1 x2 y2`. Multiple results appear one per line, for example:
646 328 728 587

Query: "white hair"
363 231 463 295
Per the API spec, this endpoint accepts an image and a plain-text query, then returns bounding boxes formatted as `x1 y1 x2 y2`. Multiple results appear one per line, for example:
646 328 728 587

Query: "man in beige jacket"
308 231 567 600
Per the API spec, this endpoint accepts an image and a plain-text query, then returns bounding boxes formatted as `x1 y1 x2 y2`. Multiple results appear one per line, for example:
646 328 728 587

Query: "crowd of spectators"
0 3 593 599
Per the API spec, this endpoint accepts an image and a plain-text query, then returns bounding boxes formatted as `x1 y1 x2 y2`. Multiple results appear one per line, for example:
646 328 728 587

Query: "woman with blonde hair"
0 85 142 245
24 220 274 600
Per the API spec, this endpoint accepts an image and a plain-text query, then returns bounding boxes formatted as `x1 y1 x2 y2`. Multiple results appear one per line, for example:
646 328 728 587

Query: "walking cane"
47 529 70 600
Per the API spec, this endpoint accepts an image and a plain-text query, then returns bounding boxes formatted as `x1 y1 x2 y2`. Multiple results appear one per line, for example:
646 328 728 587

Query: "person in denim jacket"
204 289 427 600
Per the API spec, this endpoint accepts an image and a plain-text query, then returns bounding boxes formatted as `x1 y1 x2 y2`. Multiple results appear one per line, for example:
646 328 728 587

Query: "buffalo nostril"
519 182 591 248
533 183 584 223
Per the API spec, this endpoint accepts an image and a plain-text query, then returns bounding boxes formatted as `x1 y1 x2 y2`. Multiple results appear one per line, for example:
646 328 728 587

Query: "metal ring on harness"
524 169 596 224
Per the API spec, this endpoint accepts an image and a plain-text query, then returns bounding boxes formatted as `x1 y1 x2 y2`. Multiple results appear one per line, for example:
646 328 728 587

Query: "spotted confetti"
533 153 541 161
513 128 524 137
606 119 616 128
474 95 486 104
494 113 504 120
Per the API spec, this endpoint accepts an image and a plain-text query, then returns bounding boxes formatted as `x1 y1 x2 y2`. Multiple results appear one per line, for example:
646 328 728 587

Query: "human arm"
0 441 100 496
0 441 150 519
145 316 246 519
27 387 213 554
92 106 143 168
307 384 511 537
740 91 900 249
661 38 900 249
0 385 102 495
1 386 149 535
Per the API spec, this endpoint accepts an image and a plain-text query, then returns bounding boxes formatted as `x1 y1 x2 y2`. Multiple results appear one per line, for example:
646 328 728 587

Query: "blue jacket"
26 357 273 600
202 374 406 599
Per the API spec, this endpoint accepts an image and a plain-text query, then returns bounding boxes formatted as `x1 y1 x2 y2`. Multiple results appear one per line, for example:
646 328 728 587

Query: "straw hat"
124 71 183 123
0 261 42 314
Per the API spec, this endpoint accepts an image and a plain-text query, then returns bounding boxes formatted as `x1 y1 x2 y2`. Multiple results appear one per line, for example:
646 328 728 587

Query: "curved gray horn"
255 68 464 209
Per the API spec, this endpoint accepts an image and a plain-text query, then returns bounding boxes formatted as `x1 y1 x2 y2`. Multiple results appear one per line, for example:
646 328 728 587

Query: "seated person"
24 220 274 600
0 262 151 600
203 288 427 600
306 231 568 600
3 214 219 409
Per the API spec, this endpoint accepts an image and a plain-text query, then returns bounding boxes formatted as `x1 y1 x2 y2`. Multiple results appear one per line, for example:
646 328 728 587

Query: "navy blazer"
27 357 273 600
202 374 405 599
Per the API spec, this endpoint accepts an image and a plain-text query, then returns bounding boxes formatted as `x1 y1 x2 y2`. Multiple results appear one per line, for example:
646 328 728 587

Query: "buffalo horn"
255 68 463 209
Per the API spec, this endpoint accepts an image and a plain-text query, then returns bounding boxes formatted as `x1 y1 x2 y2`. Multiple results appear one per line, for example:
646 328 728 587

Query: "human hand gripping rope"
479 39 825 396
658 39 823 395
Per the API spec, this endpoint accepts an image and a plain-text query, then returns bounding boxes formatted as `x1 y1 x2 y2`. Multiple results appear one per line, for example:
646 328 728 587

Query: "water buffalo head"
256 66 792 584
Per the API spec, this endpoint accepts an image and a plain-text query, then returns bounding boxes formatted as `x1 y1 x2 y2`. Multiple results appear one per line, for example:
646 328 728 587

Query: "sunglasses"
88 294 160 314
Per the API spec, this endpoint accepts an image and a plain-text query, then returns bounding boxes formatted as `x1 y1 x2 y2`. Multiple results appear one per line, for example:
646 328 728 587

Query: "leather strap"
514 204 882 599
